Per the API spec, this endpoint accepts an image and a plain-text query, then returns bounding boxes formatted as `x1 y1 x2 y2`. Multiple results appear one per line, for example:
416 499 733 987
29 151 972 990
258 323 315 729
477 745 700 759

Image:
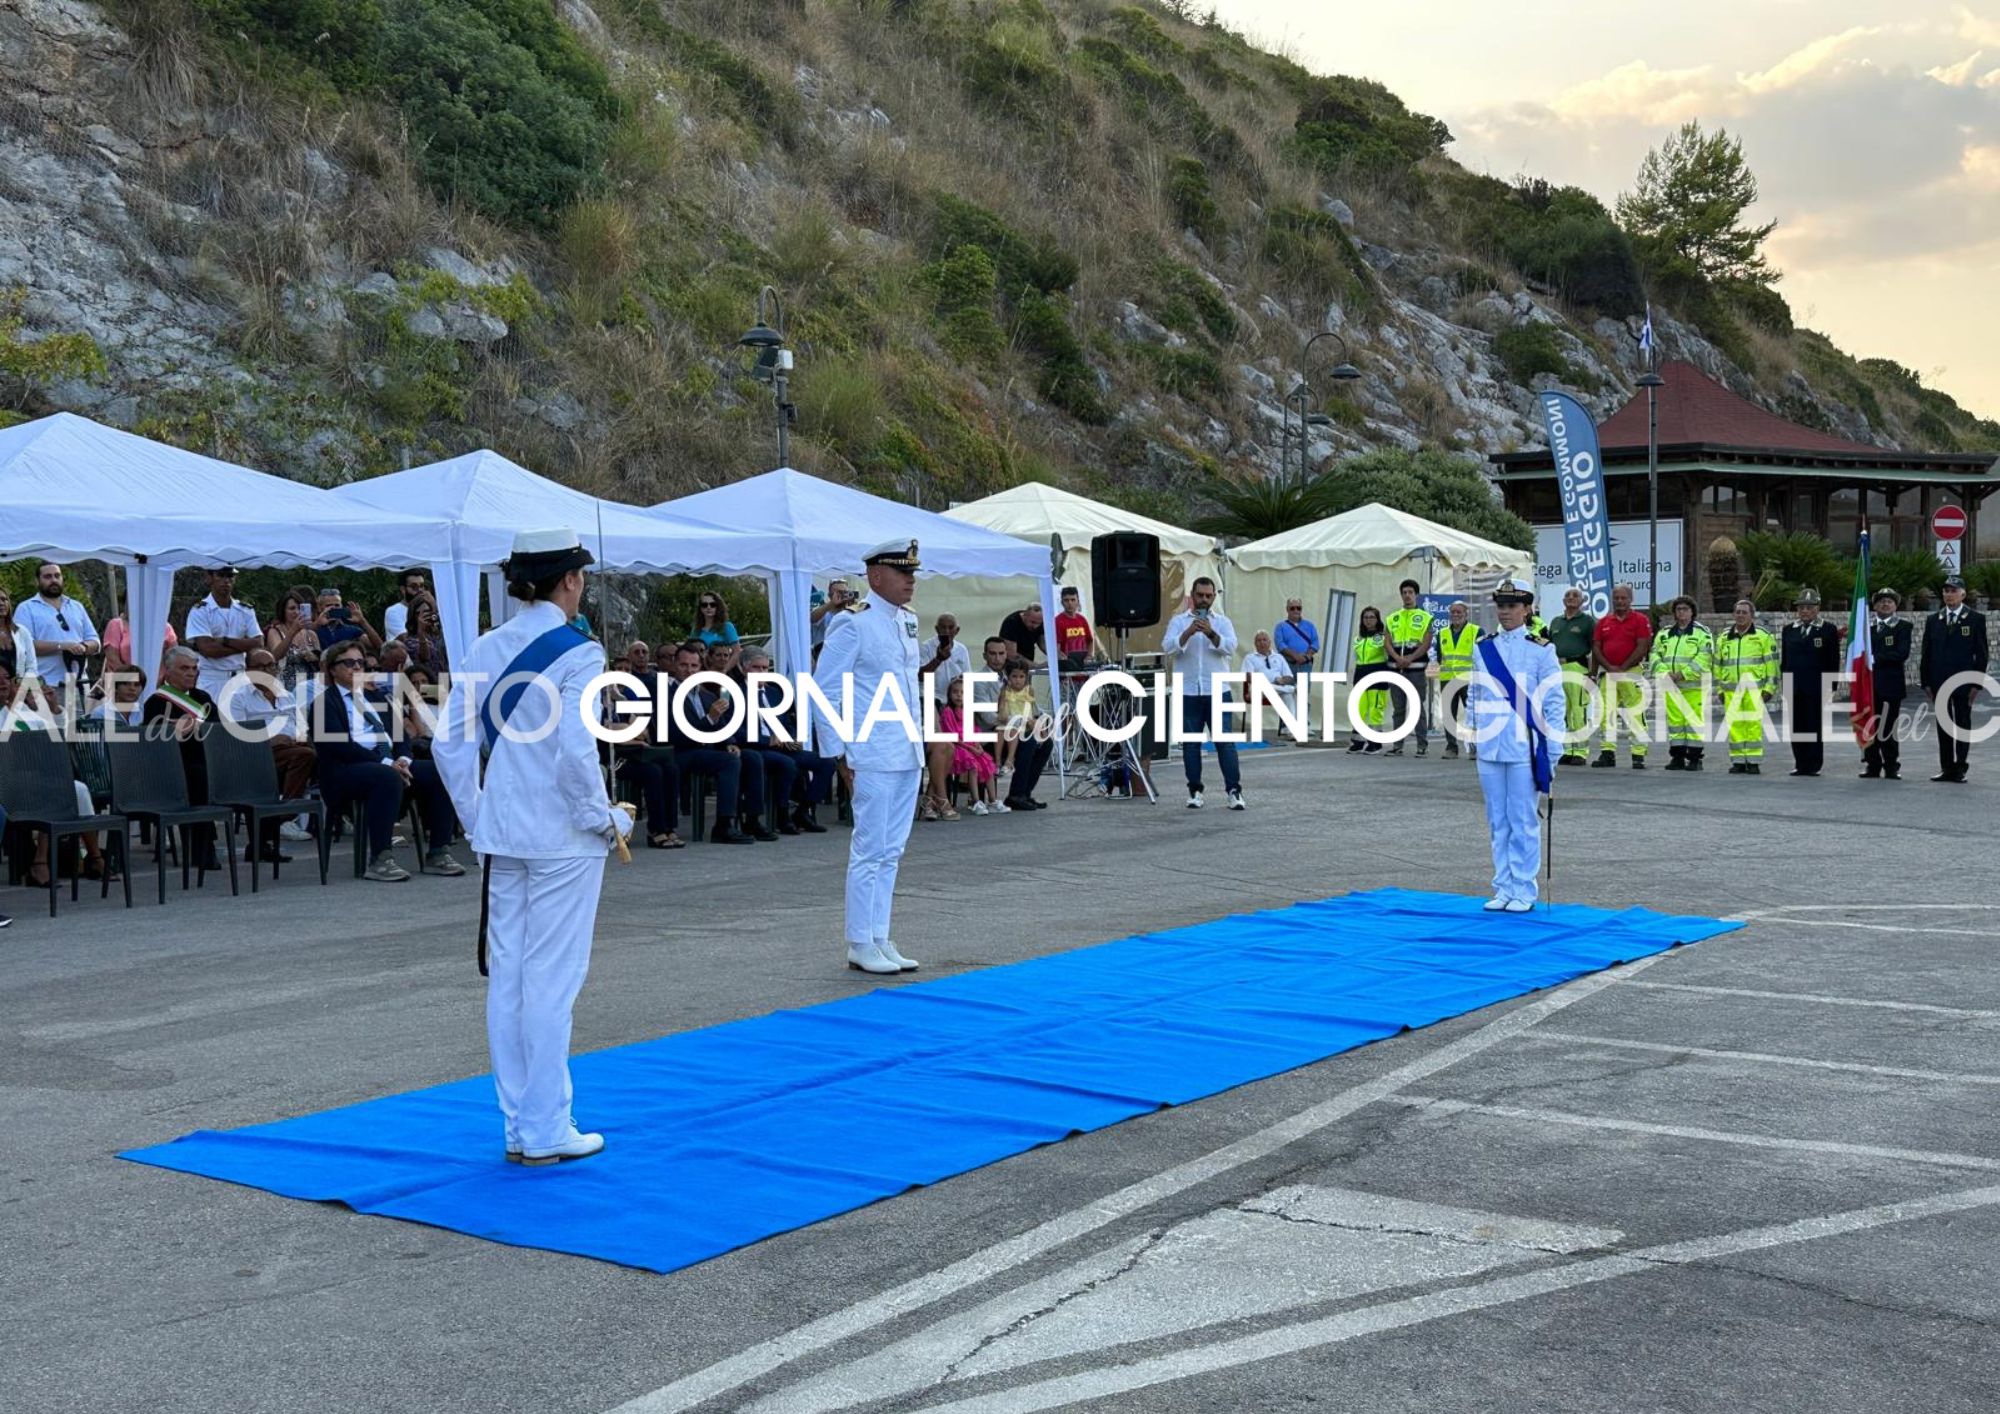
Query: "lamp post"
1636 368 1664 607
1284 330 1361 490
738 286 794 469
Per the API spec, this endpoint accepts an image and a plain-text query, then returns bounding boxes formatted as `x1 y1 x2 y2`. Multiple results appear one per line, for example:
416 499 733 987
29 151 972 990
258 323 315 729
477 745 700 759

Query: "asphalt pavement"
3 727 1997 1414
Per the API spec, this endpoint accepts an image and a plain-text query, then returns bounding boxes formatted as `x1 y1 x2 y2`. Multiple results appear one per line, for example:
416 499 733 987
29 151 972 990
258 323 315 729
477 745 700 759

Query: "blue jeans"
1180 691 1240 794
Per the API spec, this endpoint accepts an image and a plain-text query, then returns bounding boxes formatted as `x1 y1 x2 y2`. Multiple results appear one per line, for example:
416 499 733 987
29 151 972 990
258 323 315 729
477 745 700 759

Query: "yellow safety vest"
1436 623 1479 680
1714 628 1777 688
1386 607 1433 647
1354 633 1388 667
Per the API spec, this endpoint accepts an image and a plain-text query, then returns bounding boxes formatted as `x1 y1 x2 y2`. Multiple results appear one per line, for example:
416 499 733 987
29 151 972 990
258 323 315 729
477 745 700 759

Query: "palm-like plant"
1193 474 1334 539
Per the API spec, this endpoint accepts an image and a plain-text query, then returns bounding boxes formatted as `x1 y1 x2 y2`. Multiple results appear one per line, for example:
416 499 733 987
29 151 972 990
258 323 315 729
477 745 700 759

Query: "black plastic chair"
329 782 427 878
107 736 240 904
0 732 133 917
203 729 329 891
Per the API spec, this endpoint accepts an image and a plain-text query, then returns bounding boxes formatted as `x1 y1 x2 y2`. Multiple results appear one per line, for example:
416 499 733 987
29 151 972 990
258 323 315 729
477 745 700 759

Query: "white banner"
1534 518 1682 607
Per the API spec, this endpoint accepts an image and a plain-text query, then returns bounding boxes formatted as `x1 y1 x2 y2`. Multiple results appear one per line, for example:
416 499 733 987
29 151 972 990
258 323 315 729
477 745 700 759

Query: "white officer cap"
503 527 594 580
1492 576 1535 606
863 539 921 572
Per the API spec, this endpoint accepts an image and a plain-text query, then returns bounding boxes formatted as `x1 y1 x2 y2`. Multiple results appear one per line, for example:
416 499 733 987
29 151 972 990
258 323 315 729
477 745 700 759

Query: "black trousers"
617 750 679 832
322 759 454 857
674 746 761 818
1937 686 1976 776
1863 696 1903 775
1005 732 1053 804
1790 682 1825 774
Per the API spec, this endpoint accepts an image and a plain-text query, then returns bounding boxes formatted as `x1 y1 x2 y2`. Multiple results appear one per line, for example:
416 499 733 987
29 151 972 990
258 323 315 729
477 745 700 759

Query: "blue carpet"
123 889 1738 1273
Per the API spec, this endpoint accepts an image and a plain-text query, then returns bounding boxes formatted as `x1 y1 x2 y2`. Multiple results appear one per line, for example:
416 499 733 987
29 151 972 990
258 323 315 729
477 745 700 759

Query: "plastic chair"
203 728 329 891
330 782 427 878
107 735 240 904
0 731 134 917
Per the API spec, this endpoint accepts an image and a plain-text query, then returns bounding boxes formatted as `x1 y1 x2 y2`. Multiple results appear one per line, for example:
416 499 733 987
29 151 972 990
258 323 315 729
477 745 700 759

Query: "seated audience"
0 658 115 886
940 677 1003 814
975 635 1051 810
309 641 461 882
219 650 315 862
605 663 682 850
692 591 739 647
140 645 224 873
1243 630 1299 740
995 656 1040 775
661 642 761 844
1 585 35 682
742 644 832 833
921 614 970 703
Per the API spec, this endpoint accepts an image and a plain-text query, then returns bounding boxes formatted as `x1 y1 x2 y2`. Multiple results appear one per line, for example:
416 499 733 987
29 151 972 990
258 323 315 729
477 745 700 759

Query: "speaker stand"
1062 629 1157 803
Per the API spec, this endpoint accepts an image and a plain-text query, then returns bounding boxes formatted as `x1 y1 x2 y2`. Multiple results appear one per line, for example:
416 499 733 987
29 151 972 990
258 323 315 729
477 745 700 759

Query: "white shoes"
1187 789 1205 809
1502 899 1533 913
990 800 1011 813
846 942 902 975
878 940 921 972
520 1130 604 1166
971 801 990 816
1226 789 1246 810
279 821 312 843
1483 897 1509 912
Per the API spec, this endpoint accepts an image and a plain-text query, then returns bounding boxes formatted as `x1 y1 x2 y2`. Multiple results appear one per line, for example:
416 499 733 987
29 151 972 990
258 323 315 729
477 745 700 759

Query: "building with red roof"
1489 361 1997 605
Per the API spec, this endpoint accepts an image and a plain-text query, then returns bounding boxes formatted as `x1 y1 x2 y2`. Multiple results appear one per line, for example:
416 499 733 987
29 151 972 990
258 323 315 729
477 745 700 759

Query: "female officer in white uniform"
434 529 633 1165
813 540 925 976
1467 577 1567 912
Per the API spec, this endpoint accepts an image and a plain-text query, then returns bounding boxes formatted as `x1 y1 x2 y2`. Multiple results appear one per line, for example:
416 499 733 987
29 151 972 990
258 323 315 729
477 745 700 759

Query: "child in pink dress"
940 677 1005 814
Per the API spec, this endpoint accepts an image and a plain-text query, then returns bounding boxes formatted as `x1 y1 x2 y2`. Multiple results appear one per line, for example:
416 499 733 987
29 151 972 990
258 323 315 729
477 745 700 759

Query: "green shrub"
963 11 1073 122
1260 204 1373 308
1963 560 2000 603
1723 277 1792 334
0 288 107 415
1105 6 1187 62
929 194 1077 297
190 0 388 90
1739 531 1852 607
1074 37 1243 168
795 356 888 453
1869 548 1946 603
1167 156 1221 240
1460 177 1644 316
1151 258 1235 342
1492 324 1577 386
1134 344 1225 403
1290 76 1449 186
646 22 800 144
1313 447 1534 549
1014 290 1107 423
922 246 1006 360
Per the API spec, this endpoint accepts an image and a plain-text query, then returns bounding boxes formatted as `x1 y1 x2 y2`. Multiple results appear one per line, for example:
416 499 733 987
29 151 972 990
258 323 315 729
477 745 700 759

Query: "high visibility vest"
1435 623 1479 680
1650 625 1713 679
1386 606 1433 647
1354 633 1388 668
1714 628 1777 688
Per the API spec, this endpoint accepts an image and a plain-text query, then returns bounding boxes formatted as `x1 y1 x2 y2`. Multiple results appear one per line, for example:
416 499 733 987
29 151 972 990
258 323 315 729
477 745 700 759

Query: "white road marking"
893 1183 2000 1414
602 955 1672 1414
1397 1096 2000 1172
1527 1031 2000 1086
1748 919 2000 938
1617 980 2000 1019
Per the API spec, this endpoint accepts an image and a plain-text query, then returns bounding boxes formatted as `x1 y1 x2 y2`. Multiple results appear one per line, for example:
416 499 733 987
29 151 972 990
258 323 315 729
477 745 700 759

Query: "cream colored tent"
936 482 1221 657
1226 503 1532 734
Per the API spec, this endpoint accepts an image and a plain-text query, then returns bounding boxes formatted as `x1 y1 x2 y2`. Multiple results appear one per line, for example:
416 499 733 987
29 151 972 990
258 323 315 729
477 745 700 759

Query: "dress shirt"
1161 608 1238 694
1242 650 1294 684
187 595 262 696
18 594 97 683
921 636 972 699
224 676 302 740
812 599 924 771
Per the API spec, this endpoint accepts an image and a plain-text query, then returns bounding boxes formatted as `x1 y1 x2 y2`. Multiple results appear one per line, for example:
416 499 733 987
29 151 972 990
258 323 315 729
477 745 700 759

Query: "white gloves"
604 804 635 842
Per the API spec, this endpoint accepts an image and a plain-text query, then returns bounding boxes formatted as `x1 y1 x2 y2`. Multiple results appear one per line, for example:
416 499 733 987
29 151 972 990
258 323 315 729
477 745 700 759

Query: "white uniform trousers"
1476 760 1542 904
846 767 919 947
484 854 605 1151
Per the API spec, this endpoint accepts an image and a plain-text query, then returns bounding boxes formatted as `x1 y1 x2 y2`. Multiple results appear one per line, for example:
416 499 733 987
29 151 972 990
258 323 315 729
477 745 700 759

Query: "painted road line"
1527 1031 2000 1086
602 955 1673 1414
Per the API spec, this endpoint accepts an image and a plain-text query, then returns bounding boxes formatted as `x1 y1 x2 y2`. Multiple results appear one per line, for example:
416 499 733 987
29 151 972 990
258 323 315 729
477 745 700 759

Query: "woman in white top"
0 586 35 684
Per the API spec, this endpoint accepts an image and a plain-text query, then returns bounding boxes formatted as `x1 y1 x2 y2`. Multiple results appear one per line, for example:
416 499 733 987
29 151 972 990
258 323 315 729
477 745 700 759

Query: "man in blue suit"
311 641 462 882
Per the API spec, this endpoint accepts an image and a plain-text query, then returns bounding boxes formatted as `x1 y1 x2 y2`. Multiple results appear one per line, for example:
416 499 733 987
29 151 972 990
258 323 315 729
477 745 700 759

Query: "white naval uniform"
813 598 923 950
433 599 628 1154
1466 625 1567 905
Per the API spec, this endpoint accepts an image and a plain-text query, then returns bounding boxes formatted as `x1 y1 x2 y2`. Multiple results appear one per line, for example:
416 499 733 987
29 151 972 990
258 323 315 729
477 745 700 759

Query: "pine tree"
1616 121 1778 287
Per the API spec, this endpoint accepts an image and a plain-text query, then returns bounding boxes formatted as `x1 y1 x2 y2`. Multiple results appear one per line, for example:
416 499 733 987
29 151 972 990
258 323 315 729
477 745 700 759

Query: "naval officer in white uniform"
433 529 633 1164
813 539 925 976
1466 577 1567 912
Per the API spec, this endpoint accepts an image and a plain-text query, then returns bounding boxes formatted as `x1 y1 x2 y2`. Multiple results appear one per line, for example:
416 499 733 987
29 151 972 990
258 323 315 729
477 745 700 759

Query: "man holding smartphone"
1161 577 1243 810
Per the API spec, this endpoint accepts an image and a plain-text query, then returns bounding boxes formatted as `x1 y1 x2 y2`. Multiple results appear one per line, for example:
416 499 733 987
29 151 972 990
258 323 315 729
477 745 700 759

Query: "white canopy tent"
1227 500 1532 675
656 468 1064 684
0 414 452 692
329 449 795 664
940 482 1221 656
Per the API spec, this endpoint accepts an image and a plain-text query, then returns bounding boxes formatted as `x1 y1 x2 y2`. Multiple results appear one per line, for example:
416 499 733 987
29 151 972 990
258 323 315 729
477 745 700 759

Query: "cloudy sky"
1213 0 2000 421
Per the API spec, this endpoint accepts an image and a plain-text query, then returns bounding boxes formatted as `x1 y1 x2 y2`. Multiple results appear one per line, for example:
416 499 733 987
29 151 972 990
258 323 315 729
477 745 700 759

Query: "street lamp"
738 285 794 468
1283 330 1361 489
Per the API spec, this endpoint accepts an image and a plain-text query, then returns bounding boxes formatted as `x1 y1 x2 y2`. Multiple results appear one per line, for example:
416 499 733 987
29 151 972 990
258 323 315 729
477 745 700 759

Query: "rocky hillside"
1 0 1994 530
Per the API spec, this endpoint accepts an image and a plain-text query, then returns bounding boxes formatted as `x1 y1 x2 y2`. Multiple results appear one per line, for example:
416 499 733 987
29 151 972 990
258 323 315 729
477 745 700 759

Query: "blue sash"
479 623 590 755
1477 638 1553 794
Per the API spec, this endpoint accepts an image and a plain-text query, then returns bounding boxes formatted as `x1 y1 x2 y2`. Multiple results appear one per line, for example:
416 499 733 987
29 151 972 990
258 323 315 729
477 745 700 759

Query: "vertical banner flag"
1538 391 1613 617
1848 526 1875 745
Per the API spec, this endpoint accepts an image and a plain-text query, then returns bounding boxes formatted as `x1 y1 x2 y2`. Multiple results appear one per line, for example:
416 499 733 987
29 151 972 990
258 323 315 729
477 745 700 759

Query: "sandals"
919 800 959 822
83 857 122 882
649 831 685 850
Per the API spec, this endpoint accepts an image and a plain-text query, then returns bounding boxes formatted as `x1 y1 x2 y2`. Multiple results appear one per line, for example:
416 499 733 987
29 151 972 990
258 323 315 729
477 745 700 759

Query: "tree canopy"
1616 121 1777 287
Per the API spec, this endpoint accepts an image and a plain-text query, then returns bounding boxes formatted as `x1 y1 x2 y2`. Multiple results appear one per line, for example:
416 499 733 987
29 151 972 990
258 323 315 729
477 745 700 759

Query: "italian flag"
1848 527 1874 745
